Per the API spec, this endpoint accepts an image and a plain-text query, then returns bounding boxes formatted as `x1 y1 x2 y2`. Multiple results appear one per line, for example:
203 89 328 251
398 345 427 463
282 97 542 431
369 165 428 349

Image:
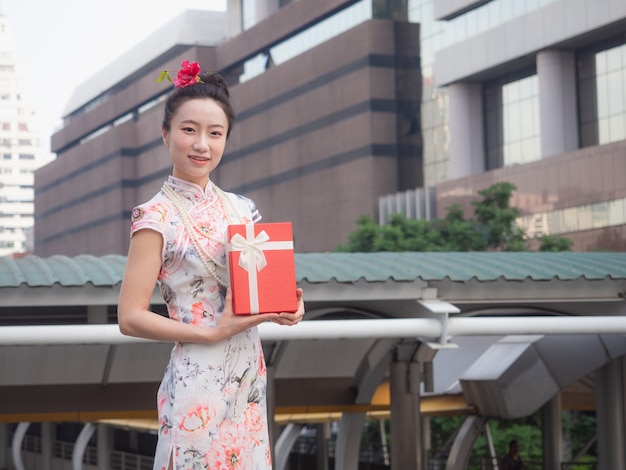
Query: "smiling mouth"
190 155 210 162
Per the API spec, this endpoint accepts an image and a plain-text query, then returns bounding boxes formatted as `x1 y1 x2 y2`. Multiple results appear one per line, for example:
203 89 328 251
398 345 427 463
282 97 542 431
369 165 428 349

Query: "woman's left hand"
272 288 305 326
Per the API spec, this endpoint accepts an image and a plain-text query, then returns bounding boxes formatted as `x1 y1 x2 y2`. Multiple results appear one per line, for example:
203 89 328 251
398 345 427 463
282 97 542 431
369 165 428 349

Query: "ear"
161 127 170 147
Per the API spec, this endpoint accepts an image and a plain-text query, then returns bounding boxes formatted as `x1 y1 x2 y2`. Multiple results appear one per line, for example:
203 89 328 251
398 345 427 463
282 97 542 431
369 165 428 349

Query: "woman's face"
162 97 229 188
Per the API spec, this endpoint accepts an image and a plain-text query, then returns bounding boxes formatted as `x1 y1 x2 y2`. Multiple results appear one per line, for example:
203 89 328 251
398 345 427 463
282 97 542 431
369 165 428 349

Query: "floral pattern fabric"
131 176 271 470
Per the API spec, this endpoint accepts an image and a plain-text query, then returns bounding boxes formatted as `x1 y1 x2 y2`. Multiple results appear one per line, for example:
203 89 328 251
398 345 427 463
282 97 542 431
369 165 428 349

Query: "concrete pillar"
227 0 244 37
447 83 485 179
275 423 303 470
541 393 562 470
596 357 626 470
0 424 7 469
72 422 95 470
445 416 488 470
421 416 431 464
254 0 280 24
242 0 279 29
11 422 29 470
97 424 112 470
41 423 53 470
537 50 578 158
335 413 366 470
389 361 422 469
316 423 330 470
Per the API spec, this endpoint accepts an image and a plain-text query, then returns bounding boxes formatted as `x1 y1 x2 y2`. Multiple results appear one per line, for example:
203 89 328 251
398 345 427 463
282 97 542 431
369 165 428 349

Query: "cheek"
212 139 227 154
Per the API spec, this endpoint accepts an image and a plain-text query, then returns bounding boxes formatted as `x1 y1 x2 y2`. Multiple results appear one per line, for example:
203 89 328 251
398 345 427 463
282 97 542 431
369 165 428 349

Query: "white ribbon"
228 224 294 314
230 230 271 272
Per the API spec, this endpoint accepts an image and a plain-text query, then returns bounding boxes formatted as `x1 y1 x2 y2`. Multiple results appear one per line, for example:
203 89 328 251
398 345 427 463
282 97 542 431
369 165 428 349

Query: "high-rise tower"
0 13 47 256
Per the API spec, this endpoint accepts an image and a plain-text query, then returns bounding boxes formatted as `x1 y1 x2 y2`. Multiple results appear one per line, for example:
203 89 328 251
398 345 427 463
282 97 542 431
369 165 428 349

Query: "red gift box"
226 222 298 315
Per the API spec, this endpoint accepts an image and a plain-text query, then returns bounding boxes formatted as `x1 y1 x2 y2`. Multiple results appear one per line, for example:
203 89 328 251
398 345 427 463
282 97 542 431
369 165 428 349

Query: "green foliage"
429 415 464 451
426 412 598 468
378 215 444 251
336 182 572 253
428 416 545 466
472 182 525 250
562 411 597 462
538 234 574 252
480 417 543 465
347 215 381 252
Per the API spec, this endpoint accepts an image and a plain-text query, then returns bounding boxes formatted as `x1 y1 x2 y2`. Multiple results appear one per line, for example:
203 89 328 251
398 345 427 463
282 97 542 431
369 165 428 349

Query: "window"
485 71 540 169
18 154 35 160
3 154 10 160
1 123 9 131
18 139 32 146
238 0 372 82
579 40 626 146
17 123 28 131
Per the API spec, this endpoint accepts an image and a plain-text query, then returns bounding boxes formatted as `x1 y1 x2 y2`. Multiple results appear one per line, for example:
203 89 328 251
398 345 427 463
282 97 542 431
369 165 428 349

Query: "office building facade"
34 0 626 257
428 0 626 251
0 14 47 256
34 1 421 256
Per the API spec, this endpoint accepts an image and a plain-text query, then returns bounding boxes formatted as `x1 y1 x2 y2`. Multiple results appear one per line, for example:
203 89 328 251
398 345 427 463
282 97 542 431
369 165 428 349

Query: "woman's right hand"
212 288 279 342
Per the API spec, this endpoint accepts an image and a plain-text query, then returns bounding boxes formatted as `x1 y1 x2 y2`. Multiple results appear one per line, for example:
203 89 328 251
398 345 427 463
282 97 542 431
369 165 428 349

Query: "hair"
161 72 235 138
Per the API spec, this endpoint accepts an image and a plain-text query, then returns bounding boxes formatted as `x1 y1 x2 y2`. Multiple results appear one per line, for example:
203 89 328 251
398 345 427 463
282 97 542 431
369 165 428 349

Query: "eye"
182 127 195 133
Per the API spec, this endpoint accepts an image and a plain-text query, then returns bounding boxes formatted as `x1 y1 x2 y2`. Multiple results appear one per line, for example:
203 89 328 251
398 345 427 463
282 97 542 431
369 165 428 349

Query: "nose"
193 133 210 152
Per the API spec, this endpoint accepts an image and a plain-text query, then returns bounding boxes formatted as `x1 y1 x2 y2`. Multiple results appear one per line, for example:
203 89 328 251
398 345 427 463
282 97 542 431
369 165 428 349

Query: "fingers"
272 315 298 326
218 288 304 333
278 288 305 325
223 288 234 314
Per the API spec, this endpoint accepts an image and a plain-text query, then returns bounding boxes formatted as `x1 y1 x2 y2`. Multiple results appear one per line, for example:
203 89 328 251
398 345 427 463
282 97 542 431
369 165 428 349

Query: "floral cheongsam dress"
130 176 272 470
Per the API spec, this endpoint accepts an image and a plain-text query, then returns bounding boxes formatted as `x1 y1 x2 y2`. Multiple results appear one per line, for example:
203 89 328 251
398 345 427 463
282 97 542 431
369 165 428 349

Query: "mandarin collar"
166 175 217 203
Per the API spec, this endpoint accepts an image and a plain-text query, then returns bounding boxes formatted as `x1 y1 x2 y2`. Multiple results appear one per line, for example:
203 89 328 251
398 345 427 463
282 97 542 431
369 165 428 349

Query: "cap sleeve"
129 201 168 238
234 193 262 223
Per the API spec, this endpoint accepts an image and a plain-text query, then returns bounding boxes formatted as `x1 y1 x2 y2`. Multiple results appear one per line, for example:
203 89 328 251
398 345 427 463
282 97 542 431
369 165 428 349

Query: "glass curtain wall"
485 72 540 169
408 0 557 186
579 40 626 147
239 0 373 82
238 0 562 185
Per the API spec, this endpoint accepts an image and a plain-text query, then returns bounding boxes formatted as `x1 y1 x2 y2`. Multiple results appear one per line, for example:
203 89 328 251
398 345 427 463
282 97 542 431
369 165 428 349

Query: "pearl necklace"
162 181 239 287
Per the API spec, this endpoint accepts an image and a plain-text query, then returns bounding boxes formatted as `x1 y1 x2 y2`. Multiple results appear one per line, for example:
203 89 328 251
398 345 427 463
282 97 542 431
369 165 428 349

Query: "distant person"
117 60 305 470
501 439 524 470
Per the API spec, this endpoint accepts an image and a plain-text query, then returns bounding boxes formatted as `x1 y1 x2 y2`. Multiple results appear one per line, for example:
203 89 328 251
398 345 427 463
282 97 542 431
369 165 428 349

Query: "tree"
336 182 573 252
538 234 574 252
472 182 527 251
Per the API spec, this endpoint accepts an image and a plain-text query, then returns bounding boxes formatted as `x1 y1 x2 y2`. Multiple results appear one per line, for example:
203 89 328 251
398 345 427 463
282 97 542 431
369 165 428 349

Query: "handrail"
0 316 625 345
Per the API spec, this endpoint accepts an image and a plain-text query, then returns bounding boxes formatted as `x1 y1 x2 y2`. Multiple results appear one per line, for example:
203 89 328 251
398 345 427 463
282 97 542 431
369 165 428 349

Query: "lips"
189 155 210 162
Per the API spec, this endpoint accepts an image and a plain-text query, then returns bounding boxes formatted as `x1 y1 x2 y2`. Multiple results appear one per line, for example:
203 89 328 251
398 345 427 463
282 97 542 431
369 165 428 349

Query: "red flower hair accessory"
157 60 202 88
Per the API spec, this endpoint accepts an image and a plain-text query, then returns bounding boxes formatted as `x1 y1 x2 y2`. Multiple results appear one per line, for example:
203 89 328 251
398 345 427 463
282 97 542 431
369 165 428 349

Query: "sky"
2 0 227 157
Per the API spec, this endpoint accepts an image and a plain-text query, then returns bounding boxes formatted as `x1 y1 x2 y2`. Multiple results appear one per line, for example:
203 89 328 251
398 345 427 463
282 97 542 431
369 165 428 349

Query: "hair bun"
202 72 230 98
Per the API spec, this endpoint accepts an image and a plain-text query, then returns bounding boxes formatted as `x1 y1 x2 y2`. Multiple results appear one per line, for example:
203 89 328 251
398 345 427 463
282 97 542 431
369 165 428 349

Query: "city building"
34 1 421 256
11 1 626 469
34 0 626 257
426 0 626 251
0 13 47 256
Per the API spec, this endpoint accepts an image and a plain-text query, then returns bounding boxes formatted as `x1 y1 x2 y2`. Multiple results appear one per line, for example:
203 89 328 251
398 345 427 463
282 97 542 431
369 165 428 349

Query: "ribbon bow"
230 230 270 272
228 223 294 314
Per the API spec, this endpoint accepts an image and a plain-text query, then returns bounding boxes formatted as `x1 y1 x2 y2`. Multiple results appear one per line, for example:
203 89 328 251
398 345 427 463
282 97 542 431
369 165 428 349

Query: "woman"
118 61 305 470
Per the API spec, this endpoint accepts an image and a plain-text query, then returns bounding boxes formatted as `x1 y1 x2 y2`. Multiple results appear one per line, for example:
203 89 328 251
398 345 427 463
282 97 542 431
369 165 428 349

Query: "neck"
172 172 209 189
